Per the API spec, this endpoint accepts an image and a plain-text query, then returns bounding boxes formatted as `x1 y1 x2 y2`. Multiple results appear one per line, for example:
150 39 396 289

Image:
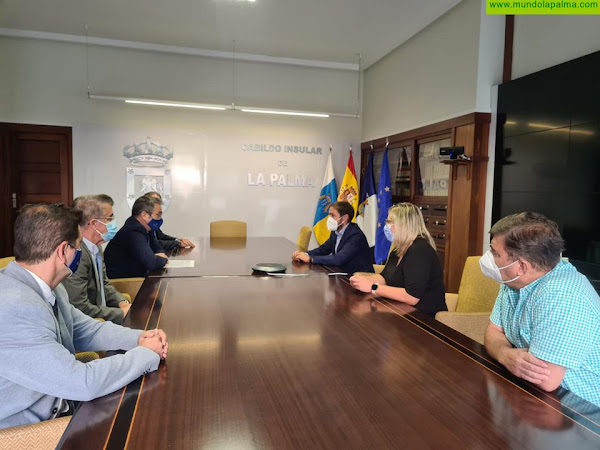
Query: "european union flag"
374 146 392 264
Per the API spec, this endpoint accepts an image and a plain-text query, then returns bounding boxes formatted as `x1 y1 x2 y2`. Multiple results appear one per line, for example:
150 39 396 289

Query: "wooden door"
0 123 73 257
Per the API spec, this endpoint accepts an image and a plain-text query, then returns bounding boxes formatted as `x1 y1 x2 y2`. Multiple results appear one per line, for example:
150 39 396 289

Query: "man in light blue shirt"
483 212 600 407
0 204 168 429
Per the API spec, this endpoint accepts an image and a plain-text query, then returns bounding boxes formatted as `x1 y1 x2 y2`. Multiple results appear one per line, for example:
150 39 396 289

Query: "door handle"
12 193 17 209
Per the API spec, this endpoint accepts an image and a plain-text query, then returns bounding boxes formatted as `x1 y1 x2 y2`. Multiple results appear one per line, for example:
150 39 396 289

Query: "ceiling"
0 0 461 68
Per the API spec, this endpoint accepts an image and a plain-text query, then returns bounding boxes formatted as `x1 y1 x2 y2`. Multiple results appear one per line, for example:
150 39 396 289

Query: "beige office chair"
210 220 247 238
435 256 501 344
108 278 144 303
296 226 312 252
0 416 71 450
0 256 15 269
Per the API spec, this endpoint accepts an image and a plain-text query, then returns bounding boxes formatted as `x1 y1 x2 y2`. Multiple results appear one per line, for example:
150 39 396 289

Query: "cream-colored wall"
512 16 600 79
361 0 482 141
0 36 361 245
0 37 359 124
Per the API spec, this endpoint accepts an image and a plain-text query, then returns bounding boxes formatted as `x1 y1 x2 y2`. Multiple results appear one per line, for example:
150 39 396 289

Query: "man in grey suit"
62 195 131 323
0 204 168 430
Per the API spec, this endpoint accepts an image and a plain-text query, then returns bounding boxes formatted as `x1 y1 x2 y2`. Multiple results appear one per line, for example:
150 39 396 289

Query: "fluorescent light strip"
125 99 226 110
241 108 329 118
89 94 358 118
89 94 228 111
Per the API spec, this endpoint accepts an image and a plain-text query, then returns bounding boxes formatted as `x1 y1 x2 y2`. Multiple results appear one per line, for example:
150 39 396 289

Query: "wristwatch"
371 283 379 295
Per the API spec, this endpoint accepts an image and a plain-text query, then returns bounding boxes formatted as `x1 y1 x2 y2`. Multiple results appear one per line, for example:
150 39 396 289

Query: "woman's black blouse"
380 238 447 316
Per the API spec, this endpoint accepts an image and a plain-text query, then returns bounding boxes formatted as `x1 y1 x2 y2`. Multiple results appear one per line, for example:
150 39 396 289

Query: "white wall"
475 5 504 113
361 0 483 141
360 0 504 251
512 16 600 79
0 36 361 245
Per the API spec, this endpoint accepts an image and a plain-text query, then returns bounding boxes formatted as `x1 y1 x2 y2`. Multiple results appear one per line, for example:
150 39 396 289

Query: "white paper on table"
165 260 195 268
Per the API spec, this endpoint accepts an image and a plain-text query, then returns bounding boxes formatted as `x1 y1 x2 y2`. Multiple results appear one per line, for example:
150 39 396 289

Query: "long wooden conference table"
58 237 600 449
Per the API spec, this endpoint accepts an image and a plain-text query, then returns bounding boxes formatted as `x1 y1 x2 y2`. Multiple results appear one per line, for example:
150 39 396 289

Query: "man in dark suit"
292 201 374 275
104 196 169 278
144 191 195 252
62 195 131 323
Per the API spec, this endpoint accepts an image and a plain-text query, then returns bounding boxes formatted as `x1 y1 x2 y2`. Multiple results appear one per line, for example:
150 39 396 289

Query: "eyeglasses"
95 215 115 223
67 243 82 251
151 212 163 219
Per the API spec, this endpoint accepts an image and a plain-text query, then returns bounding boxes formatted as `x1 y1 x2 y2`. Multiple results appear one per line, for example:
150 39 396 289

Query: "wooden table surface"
150 237 333 277
58 238 600 449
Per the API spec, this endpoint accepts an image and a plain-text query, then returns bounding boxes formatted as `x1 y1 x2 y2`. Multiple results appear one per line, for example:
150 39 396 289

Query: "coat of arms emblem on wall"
124 137 173 211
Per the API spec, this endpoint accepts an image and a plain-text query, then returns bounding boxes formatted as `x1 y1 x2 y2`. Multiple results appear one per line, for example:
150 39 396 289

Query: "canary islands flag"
337 150 359 221
313 152 338 244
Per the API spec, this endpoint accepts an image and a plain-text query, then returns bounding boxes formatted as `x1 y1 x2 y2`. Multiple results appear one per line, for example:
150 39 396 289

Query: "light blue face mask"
96 219 118 242
383 223 394 242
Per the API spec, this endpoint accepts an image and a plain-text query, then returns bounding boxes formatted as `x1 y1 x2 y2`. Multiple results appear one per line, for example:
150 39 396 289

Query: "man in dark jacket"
292 201 374 275
104 196 169 278
145 191 195 251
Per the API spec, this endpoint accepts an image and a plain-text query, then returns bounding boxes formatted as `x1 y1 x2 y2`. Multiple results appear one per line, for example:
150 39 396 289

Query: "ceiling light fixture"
125 99 227 111
241 108 329 118
89 94 358 118
89 94 228 111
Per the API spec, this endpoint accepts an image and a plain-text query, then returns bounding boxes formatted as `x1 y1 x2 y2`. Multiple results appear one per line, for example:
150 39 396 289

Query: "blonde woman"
349 203 447 316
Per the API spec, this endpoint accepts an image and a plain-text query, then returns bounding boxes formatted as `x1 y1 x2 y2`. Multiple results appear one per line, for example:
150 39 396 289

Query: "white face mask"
479 250 521 284
327 216 341 231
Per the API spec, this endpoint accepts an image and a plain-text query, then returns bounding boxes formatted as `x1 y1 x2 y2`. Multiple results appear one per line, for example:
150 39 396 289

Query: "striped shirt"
490 260 600 407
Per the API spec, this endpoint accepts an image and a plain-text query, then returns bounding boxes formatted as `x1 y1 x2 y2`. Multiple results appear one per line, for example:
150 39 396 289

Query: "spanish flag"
312 152 338 244
337 150 359 221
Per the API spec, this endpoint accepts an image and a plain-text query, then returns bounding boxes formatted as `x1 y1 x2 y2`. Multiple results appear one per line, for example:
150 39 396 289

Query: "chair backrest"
108 277 145 303
455 256 501 313
373 246 395 274
209 220 247 238
0 256 15 269
296 226 312 252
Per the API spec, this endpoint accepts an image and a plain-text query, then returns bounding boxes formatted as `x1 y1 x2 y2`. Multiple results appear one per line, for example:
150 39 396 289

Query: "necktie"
96 253 106 307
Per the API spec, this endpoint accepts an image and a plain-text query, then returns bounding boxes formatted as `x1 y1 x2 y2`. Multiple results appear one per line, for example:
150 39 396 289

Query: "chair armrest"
0 416 71 449
353 272 375 277
445 293 459 312
435 312 490 345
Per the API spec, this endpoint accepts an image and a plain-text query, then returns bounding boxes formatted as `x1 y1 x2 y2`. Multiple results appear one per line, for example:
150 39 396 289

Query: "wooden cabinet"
360 113 490 292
